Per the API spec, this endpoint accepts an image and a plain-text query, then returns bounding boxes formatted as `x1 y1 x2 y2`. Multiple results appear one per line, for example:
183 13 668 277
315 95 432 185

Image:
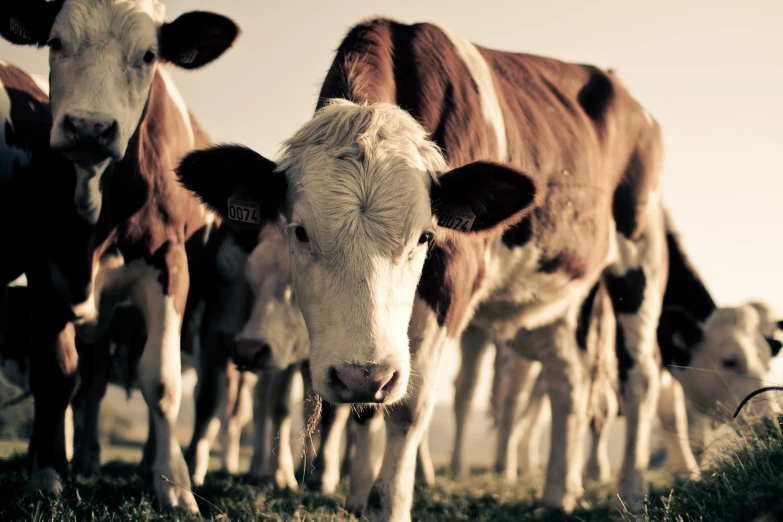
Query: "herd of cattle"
0 1 781 521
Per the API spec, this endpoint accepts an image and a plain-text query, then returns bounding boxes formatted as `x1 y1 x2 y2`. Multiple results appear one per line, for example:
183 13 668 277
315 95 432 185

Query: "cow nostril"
329 366 349 393
99 121 118 142
252 343 270 366
63 115 78 134
380 371 398 393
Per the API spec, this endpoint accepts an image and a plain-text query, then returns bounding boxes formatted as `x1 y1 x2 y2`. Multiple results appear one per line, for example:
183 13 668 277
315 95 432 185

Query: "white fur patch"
30 74 50 96
158 67 194 147
436 25 508 161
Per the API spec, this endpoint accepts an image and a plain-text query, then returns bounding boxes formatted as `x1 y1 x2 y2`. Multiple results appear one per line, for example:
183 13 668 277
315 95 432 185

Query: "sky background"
2 0 781 406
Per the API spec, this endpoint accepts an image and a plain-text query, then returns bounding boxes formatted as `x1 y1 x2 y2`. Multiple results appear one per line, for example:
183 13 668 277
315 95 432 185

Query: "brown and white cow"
0 0 237 512
178 18 670 519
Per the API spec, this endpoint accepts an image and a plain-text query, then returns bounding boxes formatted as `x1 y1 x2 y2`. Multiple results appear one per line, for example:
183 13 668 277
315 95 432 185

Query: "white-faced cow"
186 222 434 513
0 0 238 512
178 18 670 519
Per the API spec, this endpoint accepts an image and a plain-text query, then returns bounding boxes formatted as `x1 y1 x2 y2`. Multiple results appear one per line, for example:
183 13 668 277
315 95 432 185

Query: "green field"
0 415 782 522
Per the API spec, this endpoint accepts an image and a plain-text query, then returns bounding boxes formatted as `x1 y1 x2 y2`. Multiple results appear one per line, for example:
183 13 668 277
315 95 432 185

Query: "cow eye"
47 37 63 52
294 226 309 243
721 357 738 369
143 50 157 64
418 231 433 245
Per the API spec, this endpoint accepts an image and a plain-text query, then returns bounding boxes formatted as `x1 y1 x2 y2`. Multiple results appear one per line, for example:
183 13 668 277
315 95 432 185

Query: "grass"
0 415 780 521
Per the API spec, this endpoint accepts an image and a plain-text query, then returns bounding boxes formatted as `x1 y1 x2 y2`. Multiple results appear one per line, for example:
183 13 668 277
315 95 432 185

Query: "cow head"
233 224 310 370
177 100 538 405
0 0 238 223
659 303 783 422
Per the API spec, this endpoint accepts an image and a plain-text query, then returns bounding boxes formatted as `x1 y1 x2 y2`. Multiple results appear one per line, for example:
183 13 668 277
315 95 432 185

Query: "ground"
0 380 782 521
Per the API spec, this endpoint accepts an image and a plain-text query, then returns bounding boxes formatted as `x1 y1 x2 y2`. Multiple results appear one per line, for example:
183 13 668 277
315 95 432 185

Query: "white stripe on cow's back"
435 25 508 162
157 66 194 147
31 74 50 96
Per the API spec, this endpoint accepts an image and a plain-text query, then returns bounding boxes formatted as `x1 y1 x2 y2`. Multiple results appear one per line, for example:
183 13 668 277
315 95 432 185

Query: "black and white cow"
0 0 238 512
179 18 674 520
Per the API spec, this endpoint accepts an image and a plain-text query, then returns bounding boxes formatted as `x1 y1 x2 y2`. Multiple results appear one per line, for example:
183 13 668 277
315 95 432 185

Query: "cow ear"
431 161 538 234
176 144 287 234
0 0 62 46
765 336 782 357
657 306 704 367
160 11 239 69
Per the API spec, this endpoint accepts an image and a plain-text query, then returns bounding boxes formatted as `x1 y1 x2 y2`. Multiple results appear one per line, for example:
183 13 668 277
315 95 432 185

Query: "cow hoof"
273 470 298 491
28 467 64 496
72 451 101 476
306 471 339 494
541 484 582 513
191 473 206 487
154 474 200 515
449 460 463 480
344 498 366 518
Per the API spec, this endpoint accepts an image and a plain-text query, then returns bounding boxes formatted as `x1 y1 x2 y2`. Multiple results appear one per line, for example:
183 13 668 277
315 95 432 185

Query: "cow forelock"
275 100 446 403
674 304 778 421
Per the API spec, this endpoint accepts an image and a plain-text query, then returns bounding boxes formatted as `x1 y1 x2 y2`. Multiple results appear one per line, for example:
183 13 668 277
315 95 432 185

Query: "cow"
177 18 672 519
186 222 434 512
0 0 238 512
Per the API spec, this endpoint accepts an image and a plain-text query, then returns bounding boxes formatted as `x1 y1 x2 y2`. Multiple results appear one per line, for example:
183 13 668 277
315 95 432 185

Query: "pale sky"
2 1 781 405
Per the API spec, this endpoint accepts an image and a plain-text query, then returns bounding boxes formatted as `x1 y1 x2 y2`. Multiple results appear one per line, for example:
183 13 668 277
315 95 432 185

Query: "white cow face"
233 224 310 370
177 100 538 405
660 303 783 422
0 0 238 223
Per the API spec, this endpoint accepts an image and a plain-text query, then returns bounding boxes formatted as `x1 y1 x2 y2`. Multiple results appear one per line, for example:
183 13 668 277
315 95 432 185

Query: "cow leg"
268 365 298 490
585 384 618 484
363 322 449 522
71 336 111 475
518 316 590 512
657 370 700 477
415 428 435 487
218 363 241 474
687 404 712 464
494 349 542 482
515 378 550 478
133 251 197 513
222 369 257 475
341 416 355 478
249 369 274 479
141 410 157 472
307 403 351 493
606 203 667 511
185 331 230 486
28 318 79 496
346 407 385 515
450 324 492 478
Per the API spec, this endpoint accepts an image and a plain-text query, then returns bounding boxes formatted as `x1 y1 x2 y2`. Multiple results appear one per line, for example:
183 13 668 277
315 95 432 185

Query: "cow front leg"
516 382 550 477
363 336 448 522
657 370 700 478
222 369 257 475
306 403 350 493
450 324 491 478
268 365 298 490
248 369 273 479
346 407 385 515
28 319 79 496
185 329 230 485
71 335 111 475
134 249 198 513
528 318 590 512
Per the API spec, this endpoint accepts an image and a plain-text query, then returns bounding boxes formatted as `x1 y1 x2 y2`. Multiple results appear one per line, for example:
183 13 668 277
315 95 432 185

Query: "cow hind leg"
517 380 550 477
585 384 618 484
248 369 274 480
134 257 198 513
606 201 667 511
415 428 435 488
657 370 700 478
222 368 257 475
450 324 492 479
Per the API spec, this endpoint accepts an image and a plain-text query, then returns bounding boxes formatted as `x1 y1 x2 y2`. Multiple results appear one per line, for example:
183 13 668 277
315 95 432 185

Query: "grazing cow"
178 18 670 518
0 0 238 512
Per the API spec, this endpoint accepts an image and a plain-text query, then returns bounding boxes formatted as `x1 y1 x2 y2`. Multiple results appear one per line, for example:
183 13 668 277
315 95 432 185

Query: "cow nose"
330 364 399 403
63 113 119 146
232 339 271 369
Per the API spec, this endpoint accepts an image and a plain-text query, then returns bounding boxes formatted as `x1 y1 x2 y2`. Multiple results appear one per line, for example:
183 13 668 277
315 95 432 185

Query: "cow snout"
232 339 271 370
329 363 400 403
60 112 119 160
